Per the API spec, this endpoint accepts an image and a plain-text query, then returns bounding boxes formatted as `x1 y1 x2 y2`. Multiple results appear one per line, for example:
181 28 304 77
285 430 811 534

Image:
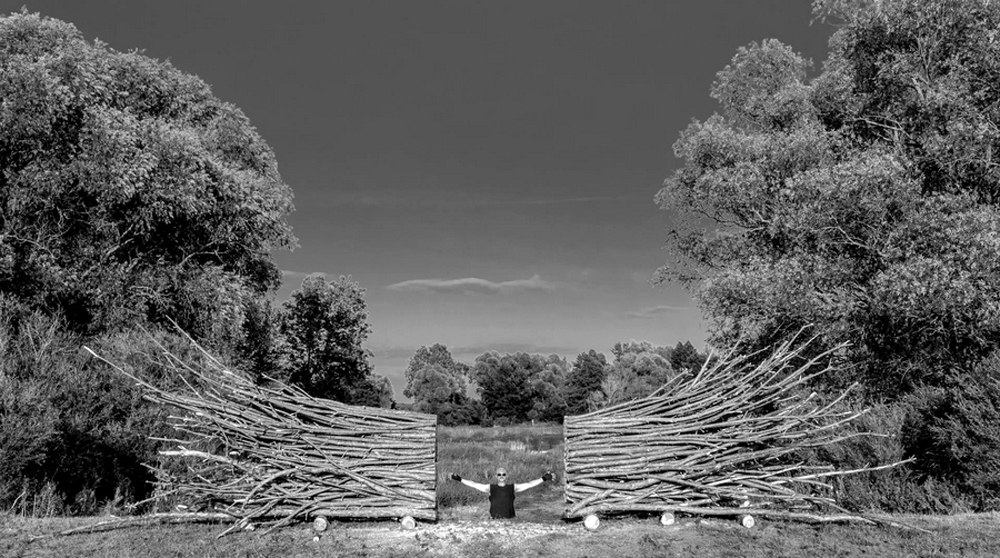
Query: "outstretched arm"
514 471 554 493
450 473 490 493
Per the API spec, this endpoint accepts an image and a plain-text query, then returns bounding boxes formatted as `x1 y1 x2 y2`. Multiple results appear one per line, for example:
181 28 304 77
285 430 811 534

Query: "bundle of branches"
563 335 904 524
85 337 437 536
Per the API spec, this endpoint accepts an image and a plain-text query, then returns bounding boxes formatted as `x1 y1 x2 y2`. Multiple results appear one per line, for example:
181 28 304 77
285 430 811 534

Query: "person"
449 467 554 519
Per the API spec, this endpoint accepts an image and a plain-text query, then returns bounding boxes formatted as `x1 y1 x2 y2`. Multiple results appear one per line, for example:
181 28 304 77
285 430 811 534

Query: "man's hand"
450 473 462 481
542 471 553 482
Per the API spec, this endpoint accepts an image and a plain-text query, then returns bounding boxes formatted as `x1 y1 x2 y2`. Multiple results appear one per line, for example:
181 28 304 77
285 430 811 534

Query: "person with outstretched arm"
449 467 554 518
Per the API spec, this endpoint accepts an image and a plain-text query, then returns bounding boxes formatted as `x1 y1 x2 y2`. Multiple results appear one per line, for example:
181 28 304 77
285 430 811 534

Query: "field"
4 425 1000 558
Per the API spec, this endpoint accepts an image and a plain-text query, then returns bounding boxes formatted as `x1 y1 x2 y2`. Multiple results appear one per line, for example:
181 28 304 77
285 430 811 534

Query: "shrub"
900 356 1000 511
0 301 176 515
801 401 969 513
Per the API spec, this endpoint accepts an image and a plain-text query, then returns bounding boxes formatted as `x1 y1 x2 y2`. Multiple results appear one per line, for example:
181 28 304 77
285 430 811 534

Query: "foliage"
669 340 707 372
588 341 677 409
402 344 476 423
562 350 609 416
656 0 1000 399
277 274 376 404
900 355 1000 511
0 300 176 515
472 352 567 425
0 10 296 343
802 402 967 514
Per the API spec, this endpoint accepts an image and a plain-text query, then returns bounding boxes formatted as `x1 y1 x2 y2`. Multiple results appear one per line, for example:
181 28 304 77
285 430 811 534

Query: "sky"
10 1 835 399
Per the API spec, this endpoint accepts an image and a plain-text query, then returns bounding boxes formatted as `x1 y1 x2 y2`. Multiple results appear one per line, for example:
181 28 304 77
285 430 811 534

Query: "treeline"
399 341 707 426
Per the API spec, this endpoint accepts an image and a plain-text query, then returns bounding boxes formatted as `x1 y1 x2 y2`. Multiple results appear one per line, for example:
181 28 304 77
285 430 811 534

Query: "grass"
436 424 563 511
5 425 1000 557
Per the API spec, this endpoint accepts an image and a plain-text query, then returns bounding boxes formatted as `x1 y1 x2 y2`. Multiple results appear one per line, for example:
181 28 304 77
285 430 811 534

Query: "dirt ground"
6 507 1000 558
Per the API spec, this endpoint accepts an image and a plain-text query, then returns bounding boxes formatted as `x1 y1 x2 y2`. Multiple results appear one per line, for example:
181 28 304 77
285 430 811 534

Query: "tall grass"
436 425 563 509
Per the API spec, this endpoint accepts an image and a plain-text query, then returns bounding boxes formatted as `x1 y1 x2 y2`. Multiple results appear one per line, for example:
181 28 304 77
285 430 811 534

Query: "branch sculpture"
563 335 907 526
85 335 437 536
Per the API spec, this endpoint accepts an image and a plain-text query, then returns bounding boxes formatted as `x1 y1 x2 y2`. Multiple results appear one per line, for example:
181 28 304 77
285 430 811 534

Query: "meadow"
4 424 1000 558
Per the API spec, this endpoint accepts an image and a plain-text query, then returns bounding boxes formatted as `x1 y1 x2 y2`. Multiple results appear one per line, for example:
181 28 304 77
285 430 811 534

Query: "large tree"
0 10 296 342
0 10 297 513
656 0 1000 399
279 274 375 404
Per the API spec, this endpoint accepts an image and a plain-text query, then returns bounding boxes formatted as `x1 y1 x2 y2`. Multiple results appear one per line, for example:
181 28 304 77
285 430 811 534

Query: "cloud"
280 270 316 281
624 305 694 319
386 275 556 294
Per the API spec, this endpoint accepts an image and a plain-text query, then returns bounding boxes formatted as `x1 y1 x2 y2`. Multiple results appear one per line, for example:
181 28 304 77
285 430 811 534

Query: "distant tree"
590 342 675 409
669 341 707 373
402 344 484 424
0 11 296 342
655 0 1000 399
563 350 610 415
403 344 469 410
278 275 374 403
348 374 395 408
473 352 566 424
527 355 568 423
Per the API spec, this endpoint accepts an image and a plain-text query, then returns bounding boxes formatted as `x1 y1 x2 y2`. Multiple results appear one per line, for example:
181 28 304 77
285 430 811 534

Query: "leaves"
1 11 295 339
657 0 1000 398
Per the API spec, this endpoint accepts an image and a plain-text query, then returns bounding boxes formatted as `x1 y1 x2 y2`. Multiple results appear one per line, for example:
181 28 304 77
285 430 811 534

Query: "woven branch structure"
563 336 897 521
87 340 437 535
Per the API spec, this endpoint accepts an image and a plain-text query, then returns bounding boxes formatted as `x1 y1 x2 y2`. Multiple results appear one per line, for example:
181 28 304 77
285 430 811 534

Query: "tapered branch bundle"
86 336 437 535
563 335 900 522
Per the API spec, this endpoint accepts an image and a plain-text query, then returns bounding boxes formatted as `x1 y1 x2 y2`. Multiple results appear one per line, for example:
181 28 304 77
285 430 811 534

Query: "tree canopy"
279 274 376 403
0 10 296 341
656 0 1000 398
473 352 567 425
402 344 480 424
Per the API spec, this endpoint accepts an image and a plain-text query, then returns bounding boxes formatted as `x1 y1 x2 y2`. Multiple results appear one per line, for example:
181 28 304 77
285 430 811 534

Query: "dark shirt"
489 483 515 518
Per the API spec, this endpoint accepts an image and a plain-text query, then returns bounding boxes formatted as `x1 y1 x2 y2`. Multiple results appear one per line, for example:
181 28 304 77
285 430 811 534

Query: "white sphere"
313 517 329 532
401 516 417 530
583 515 600 530
660 511 675 526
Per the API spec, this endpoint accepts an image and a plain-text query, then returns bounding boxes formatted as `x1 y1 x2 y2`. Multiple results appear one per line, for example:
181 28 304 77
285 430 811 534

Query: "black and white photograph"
2 1 999 556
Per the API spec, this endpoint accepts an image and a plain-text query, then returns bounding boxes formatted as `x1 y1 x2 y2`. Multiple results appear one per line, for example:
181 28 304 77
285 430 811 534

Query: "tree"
563 350 610 415
655 0 1000 399
402 344 480 423
589 342 675 409
0 10 296 514
669 341 707 373
0 11 296 342
279 275 374 403
473 352 567 425
348 374 395 409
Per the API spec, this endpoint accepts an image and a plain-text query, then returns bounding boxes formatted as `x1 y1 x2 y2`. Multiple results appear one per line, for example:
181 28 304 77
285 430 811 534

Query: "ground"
5 508 1000 558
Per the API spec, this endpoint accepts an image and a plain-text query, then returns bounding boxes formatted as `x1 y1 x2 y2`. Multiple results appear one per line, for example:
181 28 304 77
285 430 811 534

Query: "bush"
900 356 1000 511
0 301 177 515
801 402 969 513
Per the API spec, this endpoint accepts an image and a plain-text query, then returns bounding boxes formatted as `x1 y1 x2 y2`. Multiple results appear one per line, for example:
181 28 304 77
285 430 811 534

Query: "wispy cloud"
498 196 623 206
624 305 695 319
318 191 626 208
386 275 556 294
281 270 317 281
